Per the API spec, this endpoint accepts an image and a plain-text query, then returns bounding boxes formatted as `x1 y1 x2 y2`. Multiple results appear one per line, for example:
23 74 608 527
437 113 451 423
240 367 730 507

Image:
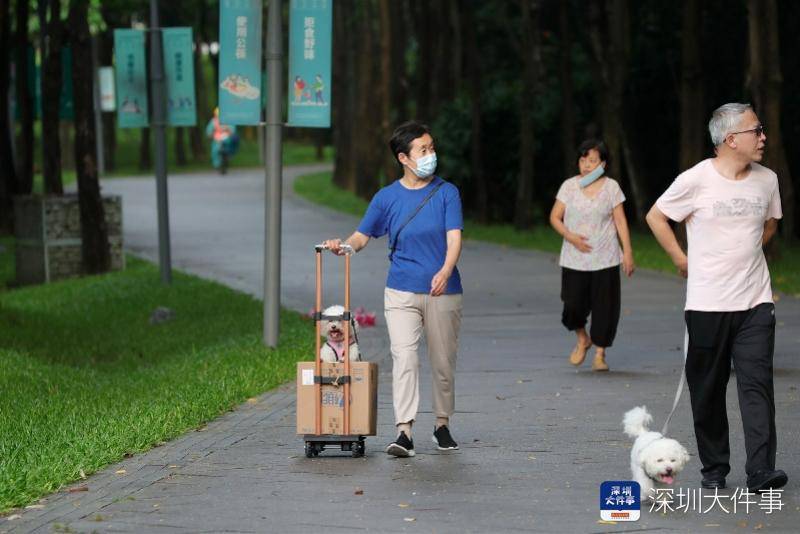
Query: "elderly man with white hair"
646 103 786 493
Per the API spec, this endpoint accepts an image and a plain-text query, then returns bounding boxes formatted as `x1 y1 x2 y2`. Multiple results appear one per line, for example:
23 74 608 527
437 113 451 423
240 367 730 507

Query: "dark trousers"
560 265 620 348
684 303 777 478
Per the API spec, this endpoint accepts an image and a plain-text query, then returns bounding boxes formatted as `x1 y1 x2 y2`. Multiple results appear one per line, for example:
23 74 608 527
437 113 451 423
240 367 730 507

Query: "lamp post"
149 0 172 284
263 0 283 347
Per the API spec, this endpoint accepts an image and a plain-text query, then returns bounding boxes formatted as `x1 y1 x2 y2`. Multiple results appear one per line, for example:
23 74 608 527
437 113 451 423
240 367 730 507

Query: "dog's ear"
679 446 690 466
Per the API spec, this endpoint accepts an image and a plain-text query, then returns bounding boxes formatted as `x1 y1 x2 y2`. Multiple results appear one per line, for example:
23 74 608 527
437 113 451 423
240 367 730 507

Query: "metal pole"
91 35 105 176
149 0 172 284
263 0 283 347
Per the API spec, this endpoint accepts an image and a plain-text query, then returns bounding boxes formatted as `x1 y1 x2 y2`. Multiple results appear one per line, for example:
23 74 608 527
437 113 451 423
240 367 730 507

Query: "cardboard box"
296 361 378 436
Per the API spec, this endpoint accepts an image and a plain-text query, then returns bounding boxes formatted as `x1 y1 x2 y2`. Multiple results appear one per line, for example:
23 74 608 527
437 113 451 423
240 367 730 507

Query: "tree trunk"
462 1 488 222
378 0 395 182
0 0 16 232
354 0 381 199
747 0 795 240
558 0 576 178
42 0 64 195
586 0 647 227
175 127 187 166
139 127 152 171
70 0 110 274
412 0 431 122
14 0 33 194
389 0 409 123
332 0 357 192
513 0 542 230
679 0 706 172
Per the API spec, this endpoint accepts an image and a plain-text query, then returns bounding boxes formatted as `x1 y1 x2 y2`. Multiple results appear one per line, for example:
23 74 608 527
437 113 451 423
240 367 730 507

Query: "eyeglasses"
729 124 765 137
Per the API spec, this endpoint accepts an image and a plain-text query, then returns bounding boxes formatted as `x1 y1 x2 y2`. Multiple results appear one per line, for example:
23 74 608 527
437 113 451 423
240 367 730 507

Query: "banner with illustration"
287 0 332 128
113 29 149 128
218 0 263 125
163 27 197 126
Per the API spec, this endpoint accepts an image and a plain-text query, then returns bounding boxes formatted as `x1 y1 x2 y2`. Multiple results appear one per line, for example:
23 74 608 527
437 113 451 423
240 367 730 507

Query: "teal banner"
114 29 149 128
288 0 332 128
218 0 262 125
163 27 197 126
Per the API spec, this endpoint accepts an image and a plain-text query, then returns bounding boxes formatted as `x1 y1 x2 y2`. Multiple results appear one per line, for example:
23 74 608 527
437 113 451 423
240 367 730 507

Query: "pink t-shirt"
557 176 626 271
656 159 782 311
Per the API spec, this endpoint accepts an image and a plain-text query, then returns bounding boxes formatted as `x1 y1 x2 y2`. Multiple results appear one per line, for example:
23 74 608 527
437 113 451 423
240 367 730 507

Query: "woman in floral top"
549 140 635 371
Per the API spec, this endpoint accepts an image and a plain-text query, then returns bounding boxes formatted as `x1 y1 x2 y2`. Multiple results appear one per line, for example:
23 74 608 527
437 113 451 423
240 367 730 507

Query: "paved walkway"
6 165 800 533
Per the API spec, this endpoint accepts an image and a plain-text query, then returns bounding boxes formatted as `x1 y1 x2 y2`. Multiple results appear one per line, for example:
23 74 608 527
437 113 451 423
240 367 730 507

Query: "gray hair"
708 103 753 146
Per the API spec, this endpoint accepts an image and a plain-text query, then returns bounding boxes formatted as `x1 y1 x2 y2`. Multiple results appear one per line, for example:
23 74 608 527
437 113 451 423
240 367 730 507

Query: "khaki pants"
384 288 463 426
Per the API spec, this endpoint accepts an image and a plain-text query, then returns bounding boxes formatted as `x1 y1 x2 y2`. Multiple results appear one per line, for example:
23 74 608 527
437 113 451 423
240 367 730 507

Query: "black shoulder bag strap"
389 180 446 261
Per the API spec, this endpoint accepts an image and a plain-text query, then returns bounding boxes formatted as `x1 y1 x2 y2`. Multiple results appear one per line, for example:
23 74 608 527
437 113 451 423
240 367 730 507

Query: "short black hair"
389 120 431 166
576 139 610 170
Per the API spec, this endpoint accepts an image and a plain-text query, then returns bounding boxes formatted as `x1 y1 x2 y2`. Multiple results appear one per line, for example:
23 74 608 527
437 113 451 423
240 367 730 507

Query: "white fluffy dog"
623 406 690 500
320 305 361 363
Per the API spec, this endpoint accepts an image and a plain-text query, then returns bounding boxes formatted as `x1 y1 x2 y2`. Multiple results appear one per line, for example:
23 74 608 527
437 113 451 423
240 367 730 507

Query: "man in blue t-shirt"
323 121 464 458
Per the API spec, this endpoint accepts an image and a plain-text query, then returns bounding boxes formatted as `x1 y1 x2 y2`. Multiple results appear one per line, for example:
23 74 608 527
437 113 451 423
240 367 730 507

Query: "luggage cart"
303 243 366 458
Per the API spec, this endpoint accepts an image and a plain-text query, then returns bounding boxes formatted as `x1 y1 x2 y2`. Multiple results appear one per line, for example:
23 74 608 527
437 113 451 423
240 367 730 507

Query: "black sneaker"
701 475 726 490
747 469 788 493
386 431 415 457
432 425 459 450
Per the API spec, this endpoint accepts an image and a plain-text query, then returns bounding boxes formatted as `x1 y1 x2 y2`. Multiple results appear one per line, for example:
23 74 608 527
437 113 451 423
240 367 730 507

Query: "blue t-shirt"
357 176 463 294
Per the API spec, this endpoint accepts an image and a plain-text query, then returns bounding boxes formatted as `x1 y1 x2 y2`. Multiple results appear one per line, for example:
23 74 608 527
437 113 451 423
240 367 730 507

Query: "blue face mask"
411 153 437 178
579 164 605 188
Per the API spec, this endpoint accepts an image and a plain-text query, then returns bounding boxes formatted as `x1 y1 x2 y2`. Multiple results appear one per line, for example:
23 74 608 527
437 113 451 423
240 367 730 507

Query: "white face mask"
411 153 437 178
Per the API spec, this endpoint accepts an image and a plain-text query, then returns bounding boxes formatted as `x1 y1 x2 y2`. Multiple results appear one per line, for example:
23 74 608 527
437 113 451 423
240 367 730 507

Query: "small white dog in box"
623 406 690 500
320 305 361 363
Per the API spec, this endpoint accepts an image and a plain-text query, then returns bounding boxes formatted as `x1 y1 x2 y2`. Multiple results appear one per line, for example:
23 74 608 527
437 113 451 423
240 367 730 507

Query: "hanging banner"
287 0 332 128
163 27 197 126
218 0 262 125
98 67 116 112
114 29 149 128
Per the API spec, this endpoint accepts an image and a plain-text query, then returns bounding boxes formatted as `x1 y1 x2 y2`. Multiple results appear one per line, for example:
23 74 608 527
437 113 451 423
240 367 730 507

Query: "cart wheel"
305 442 314 458
352 440 365 458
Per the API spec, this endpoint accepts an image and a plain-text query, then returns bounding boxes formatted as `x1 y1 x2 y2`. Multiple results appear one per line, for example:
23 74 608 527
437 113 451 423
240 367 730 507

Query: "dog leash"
661 328 689 435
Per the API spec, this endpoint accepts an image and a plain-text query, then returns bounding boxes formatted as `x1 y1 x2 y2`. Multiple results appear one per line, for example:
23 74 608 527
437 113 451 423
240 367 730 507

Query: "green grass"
0 254 315 512
293 170 800 295
294 171 370 217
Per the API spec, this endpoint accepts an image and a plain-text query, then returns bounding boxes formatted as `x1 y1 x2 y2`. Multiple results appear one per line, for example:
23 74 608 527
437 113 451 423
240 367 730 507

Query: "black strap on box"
314 375 351 386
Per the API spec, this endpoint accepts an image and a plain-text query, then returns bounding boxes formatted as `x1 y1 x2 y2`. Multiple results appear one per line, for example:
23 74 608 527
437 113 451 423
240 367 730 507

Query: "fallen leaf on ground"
354 488 363 495
528 456 536 460
754 525 763 531
247 397 258 404
496 395 506 400
168 465 178 468
68 486 89 493
404 517 416 522
737 520 747 528
115 470 126 475
398 503 410 508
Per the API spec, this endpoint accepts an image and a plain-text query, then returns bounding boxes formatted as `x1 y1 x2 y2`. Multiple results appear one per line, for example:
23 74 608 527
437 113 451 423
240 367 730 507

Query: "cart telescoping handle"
313 243 353 436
